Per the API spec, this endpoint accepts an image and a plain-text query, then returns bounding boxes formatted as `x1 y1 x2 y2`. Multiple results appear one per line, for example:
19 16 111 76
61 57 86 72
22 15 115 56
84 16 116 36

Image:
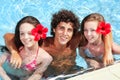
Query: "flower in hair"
31 24 48 41
96 21 111 35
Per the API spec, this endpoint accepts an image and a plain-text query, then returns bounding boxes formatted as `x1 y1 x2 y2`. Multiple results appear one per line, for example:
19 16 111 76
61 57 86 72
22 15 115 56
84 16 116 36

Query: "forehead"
57 22 73 29
20 23 34 31
84 21 98 29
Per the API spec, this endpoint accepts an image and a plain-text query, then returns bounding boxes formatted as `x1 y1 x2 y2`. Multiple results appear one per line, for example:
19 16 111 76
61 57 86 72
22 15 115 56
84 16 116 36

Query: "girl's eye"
84 29 87 32
20 32 24 36
28 32 32 35
91 29 96 32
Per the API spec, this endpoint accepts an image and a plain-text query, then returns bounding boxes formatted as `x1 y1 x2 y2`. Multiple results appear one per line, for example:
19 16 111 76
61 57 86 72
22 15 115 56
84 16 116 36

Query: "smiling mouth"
60 36 67 41
24 40 32 44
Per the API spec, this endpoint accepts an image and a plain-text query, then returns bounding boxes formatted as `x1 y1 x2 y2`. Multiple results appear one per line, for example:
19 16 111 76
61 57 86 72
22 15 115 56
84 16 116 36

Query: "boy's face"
53 22 74 45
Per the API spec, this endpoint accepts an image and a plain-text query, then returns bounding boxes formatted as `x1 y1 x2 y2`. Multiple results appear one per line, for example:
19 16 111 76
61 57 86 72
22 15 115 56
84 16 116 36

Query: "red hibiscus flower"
31 24 48 41
96 21 111 35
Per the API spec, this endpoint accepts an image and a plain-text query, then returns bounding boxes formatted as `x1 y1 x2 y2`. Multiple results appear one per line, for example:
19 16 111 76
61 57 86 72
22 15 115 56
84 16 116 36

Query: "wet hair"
80 13 105 44
47 9 81 49
81 13 105 34
14 16 40 50
51 9 80 37
0 45 9 52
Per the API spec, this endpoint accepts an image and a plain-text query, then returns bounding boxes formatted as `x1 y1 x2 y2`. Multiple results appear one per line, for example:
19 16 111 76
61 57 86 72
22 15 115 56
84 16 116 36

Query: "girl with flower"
79 13 120 69
0 16 52 80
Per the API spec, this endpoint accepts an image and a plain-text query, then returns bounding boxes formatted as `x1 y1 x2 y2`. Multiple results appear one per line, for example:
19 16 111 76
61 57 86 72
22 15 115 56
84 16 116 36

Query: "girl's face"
53 22 73 45
20 23 37 48
84 21 102 44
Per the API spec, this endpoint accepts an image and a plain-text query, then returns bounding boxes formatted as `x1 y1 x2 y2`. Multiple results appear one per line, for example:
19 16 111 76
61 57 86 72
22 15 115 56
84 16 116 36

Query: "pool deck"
66 62 120 80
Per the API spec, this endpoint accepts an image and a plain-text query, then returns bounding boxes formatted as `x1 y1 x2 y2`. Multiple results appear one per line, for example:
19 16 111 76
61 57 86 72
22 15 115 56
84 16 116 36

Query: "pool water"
0 0 120 71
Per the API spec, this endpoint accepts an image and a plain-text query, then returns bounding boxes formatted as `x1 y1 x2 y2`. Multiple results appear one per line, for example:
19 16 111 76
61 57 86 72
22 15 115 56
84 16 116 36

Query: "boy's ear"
53 29 55 32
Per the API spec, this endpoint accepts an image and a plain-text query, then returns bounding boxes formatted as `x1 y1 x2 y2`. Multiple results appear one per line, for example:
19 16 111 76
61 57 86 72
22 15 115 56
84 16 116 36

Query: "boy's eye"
59 26 64 30
68 28 73 32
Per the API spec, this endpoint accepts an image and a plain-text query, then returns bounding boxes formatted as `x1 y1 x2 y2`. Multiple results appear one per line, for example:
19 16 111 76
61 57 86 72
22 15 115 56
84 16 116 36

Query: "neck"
25 43 39 53
54 39 66 50
90 38 103 46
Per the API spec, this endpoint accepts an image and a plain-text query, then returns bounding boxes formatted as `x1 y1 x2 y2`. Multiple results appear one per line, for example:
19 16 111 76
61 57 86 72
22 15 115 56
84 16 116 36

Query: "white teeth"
25 39 31 41
24 39 31 44
87 36 92 40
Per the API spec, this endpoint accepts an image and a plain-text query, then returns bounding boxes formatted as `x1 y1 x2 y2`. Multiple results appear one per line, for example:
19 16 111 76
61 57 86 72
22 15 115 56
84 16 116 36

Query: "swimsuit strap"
34 47 39 60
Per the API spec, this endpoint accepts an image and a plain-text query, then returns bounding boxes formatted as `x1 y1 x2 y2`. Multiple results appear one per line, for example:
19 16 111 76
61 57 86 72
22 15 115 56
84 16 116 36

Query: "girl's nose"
24 34 29 39
87 31 91 35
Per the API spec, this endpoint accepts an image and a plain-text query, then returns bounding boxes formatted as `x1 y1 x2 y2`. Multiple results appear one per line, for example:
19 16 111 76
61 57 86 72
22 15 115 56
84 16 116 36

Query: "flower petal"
96 21 111 35
31 24 48 41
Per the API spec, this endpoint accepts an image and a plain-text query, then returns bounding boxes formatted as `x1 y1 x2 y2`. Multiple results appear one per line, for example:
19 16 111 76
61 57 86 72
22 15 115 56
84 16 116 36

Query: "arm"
112 42 120 54
27 54 53 80
0 67 11 80
103 32 114 66
0 52 11 80
4 33 22 68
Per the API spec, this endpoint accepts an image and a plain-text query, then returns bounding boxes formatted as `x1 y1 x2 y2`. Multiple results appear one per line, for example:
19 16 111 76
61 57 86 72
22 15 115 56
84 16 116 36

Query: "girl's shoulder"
38 47 52 58
37 47 53 63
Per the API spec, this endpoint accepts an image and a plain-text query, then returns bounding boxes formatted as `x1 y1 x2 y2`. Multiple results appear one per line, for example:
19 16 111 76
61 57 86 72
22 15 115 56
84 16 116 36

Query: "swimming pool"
0 0 120 70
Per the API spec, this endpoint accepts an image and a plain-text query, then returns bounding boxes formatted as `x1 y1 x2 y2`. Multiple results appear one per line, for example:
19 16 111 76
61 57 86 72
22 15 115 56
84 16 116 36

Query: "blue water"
0 0 120 70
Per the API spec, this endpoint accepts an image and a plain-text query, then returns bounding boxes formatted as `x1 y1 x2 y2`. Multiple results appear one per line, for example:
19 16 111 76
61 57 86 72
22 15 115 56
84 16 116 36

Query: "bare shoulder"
38 47 53 60
1 51 10 57
0 51 10 64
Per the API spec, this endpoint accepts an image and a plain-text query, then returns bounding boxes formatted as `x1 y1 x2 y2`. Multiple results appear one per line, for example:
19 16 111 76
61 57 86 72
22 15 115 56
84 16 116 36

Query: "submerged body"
42 37 76 76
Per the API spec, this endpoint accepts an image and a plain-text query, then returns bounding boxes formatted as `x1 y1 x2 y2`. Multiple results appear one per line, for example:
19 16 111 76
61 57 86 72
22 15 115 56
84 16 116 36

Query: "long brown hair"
14 16 40 50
